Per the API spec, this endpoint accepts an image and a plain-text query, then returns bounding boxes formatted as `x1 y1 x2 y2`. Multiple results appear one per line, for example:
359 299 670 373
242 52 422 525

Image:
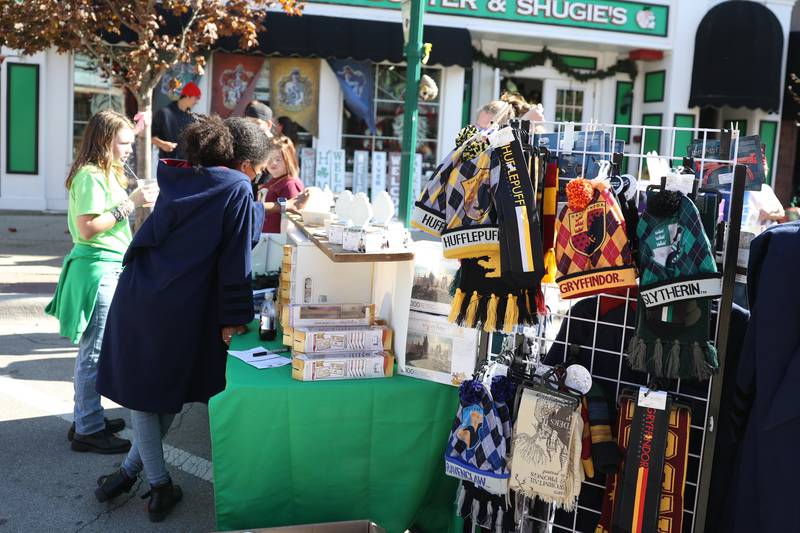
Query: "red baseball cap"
180 81 201 99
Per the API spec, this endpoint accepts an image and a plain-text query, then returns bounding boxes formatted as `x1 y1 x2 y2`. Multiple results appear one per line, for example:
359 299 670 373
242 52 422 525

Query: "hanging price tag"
638 386 668 411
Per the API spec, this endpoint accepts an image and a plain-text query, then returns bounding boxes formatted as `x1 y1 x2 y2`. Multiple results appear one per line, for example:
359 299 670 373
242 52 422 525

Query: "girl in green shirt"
46 110 157 453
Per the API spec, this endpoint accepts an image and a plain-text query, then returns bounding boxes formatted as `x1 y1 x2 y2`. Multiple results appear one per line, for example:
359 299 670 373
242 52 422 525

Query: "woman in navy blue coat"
94 117 271 522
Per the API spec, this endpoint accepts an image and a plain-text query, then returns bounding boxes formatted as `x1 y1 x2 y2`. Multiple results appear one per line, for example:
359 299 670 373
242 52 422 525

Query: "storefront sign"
331 150 347 192
353 150 370 194
310 0 669 37
371 151 387 201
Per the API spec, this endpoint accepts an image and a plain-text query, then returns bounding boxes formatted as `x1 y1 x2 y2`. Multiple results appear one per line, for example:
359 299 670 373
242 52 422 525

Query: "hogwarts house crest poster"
270 58 320 137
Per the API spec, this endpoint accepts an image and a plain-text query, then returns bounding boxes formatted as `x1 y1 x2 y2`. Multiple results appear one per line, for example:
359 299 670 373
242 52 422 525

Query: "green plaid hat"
628 191 721 380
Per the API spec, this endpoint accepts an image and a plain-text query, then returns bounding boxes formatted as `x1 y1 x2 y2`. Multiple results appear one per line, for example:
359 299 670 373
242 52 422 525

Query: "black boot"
143 478 183 523
68 417 126 441
71 430 131 454
95 469 137 503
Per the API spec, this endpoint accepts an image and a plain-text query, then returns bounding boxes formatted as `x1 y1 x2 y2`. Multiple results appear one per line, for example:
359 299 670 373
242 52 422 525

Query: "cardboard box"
289 241 373 305
289 303 374 328
293 325 392 354
282 329 294 347
292 352 394 381
220 520 386 533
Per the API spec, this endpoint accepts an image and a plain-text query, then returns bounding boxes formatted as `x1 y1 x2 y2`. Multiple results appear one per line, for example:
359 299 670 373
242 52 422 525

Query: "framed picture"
400 311 479 386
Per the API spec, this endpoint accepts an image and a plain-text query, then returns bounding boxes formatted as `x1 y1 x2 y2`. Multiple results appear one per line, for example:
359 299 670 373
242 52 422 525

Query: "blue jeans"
74 268 120 435
122 411 176 486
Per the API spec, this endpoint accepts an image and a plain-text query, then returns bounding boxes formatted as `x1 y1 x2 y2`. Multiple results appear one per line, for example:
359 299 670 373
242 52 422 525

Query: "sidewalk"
0 211 71 321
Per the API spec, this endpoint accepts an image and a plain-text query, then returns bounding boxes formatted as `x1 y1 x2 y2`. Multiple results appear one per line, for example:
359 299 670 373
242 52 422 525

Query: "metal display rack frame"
479 119 747 533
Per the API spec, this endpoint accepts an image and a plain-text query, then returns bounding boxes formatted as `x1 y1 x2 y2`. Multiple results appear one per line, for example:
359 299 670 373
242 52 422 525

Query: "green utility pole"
398 0 426 227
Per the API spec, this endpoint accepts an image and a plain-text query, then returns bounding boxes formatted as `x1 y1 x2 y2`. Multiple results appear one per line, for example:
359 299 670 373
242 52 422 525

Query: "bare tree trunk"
133 88 154 234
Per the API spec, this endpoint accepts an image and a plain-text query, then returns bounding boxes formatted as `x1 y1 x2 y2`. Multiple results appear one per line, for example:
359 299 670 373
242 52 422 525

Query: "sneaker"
68 417 126 441
71 430 131 454
95 468 137 502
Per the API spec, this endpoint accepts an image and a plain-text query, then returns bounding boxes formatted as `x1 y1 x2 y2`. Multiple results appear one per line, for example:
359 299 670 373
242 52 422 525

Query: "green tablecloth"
209 322 460 532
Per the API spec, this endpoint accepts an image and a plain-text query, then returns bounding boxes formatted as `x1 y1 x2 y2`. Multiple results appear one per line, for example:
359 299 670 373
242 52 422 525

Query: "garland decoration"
472 46 637 82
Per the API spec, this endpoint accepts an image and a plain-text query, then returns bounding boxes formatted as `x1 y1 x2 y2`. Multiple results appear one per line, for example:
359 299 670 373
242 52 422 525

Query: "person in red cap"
151 81 202 161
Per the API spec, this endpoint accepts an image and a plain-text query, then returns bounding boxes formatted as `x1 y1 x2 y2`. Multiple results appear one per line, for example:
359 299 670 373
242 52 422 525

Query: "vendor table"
209 323 460 532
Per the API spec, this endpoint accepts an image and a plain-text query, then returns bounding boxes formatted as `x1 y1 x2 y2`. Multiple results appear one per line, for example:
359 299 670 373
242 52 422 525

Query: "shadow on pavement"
0 357 75 382
0 410 215 532
0 331 75 356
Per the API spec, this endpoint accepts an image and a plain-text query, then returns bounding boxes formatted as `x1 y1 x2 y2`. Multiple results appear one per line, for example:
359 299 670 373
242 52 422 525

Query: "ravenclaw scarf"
595 395 691 533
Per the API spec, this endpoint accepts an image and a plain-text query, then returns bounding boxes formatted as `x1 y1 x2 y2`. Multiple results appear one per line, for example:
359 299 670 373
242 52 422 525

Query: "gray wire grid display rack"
480 120 747 533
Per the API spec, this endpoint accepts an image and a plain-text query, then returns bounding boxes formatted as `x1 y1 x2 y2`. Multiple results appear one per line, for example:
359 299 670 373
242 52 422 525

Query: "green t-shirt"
68 164 132 254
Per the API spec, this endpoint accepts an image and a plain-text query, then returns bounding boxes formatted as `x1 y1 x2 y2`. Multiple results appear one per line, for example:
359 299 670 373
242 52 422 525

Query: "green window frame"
673 114 696 158
7 63 39 175
644 70 666 103
614 81 633 143
642 113 663 155
495 50 597 71
759 120 778 183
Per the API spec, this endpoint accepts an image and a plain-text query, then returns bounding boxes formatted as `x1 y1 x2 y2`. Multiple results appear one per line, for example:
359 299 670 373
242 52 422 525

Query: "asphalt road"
0 213 217 532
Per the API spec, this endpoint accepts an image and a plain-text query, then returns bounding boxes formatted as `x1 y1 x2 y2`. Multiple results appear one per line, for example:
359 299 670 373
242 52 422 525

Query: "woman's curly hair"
181 115 235 167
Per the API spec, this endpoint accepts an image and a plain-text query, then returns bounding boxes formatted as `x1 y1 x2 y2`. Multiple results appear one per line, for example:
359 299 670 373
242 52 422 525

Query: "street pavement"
0 212 217 532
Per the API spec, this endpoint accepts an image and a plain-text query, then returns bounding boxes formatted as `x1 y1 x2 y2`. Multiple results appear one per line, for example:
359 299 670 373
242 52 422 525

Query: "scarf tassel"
448 288 465 324
666 340 682 379
483 294 499 333
464 291 481 329
517 290 533 327
650 338 664 377
627 336 647 372
502 295 518 333
496 295 508 334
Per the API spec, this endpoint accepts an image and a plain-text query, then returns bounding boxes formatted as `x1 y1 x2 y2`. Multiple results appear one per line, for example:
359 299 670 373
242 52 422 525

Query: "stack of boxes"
285 303 395 382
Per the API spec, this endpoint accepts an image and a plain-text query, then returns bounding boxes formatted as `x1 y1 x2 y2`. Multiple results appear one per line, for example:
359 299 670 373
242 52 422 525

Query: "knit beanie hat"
445 378 512 495
554 178 638 299
627 190 721 379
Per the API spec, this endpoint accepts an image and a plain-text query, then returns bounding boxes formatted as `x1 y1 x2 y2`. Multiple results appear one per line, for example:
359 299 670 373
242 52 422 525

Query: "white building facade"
0 0 796 211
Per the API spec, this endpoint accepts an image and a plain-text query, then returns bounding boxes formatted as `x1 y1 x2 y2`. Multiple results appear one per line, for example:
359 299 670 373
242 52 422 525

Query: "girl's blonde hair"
66 110 134 190
478 92 534 127
268 135 299 178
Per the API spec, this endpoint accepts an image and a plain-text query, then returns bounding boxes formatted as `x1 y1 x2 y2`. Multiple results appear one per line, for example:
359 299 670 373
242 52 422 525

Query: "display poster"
315 149 331 189
371 151 387 201
211 53 264 118
688 135 765 191
300 147 316 187
269 58 320 136
353 150 370 194
388 152 402 218
330 149 346 192
401 311 479 386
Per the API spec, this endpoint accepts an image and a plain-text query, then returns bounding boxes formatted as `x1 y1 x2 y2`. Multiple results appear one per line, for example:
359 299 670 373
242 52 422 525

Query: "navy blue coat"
97 161 257 413
725 221 800 532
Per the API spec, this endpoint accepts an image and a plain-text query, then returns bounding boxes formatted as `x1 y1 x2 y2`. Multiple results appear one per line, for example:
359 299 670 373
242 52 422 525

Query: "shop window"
554 88 584 123
341 63 441 179
72 54 124 156
7 63 39 174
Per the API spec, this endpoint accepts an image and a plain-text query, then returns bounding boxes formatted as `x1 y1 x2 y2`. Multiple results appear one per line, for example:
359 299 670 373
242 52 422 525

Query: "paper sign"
300 148 316 187
330 149 346 192
638 386 668 411
315 150 331 189
353 150 369 194
388 152 402 218
371 151 387 201
663 173 695 196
